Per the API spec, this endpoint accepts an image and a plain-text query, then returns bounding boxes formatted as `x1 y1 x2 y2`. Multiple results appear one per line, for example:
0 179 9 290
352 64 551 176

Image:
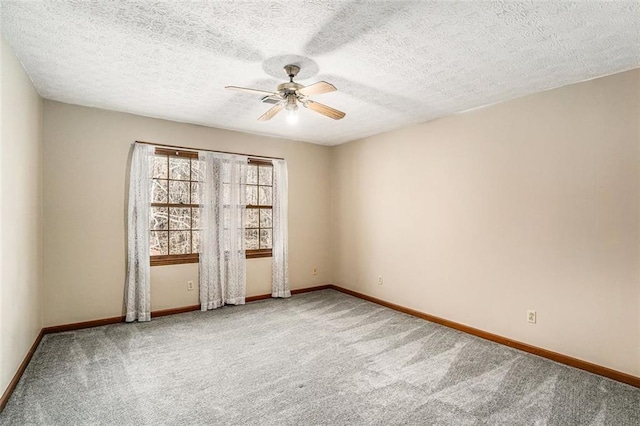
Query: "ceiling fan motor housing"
277 81 304 96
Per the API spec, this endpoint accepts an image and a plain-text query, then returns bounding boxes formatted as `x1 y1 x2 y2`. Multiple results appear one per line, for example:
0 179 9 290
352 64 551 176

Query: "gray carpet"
1 289 638 425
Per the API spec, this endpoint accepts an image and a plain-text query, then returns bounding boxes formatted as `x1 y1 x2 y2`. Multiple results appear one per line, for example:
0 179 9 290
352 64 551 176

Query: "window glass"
150 150 201 266
245 160 273 258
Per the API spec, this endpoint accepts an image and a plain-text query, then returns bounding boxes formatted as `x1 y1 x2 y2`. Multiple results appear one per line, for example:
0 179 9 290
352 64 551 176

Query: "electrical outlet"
312 266 318 275
187 281 194 291
527 310 536 324
377 276 383 286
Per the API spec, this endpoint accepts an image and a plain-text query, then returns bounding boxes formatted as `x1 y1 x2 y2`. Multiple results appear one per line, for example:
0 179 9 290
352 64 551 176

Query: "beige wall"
34 65 640 378
43 101 332 326
0 37 44 394
331 69 640 376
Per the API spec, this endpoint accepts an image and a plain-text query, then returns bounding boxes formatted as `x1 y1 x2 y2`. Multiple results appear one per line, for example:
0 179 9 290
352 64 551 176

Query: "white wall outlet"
187 280 194 291
527 310 537 324
312 266 318 275
377 276 383 286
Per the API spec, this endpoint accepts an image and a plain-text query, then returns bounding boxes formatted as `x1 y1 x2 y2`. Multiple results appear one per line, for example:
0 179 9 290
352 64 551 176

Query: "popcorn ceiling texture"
1 0 639 145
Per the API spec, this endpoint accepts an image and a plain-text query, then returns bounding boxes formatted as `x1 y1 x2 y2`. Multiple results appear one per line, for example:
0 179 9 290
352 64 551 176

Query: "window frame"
245 158 274 259
149 148 201 267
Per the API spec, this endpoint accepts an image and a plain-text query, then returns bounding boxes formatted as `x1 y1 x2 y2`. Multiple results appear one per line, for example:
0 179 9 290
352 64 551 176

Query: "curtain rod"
135 141 285 161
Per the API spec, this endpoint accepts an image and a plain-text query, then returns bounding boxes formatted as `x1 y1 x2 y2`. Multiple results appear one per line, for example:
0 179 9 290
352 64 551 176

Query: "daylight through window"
150 149 201 266
149 150 273 265
245 159 273 258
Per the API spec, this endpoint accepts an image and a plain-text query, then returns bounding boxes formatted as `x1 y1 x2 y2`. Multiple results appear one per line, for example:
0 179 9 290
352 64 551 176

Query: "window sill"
150 250 272 266
246 249 272 259
151 254 199 266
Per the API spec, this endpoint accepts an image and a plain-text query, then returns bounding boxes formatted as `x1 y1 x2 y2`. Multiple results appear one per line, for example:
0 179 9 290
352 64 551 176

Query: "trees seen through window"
149 150 273 265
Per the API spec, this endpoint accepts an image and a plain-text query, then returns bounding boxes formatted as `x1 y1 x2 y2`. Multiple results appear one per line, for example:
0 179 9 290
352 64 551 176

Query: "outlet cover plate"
527 310 537 324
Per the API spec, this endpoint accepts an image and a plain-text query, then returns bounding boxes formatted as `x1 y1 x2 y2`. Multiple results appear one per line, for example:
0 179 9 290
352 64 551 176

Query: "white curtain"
125 143 154 322
199 152 248 310
272 159 290 298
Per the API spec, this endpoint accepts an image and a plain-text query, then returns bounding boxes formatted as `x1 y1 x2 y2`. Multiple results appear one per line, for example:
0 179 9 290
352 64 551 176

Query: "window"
245 159 273 259
150 149 202 266
149 151 273 265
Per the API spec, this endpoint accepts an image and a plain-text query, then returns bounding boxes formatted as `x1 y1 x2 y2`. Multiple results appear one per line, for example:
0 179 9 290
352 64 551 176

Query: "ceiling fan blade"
297 81 337 96
261 95 283 105
258 103 284 121
225 86 276 97
304 100 346 120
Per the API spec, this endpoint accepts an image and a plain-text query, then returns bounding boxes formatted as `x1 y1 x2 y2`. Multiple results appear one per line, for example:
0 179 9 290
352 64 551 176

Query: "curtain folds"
272 159 290 298
125 143 154 322
199 152 248 310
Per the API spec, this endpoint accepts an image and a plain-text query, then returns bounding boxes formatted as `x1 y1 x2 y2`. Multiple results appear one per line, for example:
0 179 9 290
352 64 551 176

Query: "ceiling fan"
225 64 346 124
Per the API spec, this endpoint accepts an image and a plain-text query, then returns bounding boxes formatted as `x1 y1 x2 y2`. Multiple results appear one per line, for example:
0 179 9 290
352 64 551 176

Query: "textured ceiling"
1 1 639 146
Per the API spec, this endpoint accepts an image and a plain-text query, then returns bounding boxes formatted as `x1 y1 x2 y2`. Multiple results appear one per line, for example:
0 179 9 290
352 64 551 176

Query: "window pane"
152 156 168 179
169 157 191 180
169 231 191 254
246 208 259 228
260 228 272 249
259 186 272 206
247 164 258 184
150 207 168 230
169 207 191 230
192 208 200 229
246 185 257 205
150 231 168 255
258 165 273 185
245 229 259 250
191 182 201 204
152 180 168 204
259 208 272 228
169 181 190 204
191 159 204 181
192 230 200 254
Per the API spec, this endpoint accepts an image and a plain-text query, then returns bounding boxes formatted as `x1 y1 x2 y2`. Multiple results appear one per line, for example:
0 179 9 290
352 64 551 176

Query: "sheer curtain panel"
125 143 154 322
199 152 248 310
272 159 290 298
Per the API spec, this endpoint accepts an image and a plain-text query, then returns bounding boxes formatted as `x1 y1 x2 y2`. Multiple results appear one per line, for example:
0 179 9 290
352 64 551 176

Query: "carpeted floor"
1 289 638 425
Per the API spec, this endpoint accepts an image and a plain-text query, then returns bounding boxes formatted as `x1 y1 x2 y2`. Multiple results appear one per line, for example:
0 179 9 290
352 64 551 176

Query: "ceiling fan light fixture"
286 100 299 125
285 94 298 110
286 108 298 125
285 94 299 125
